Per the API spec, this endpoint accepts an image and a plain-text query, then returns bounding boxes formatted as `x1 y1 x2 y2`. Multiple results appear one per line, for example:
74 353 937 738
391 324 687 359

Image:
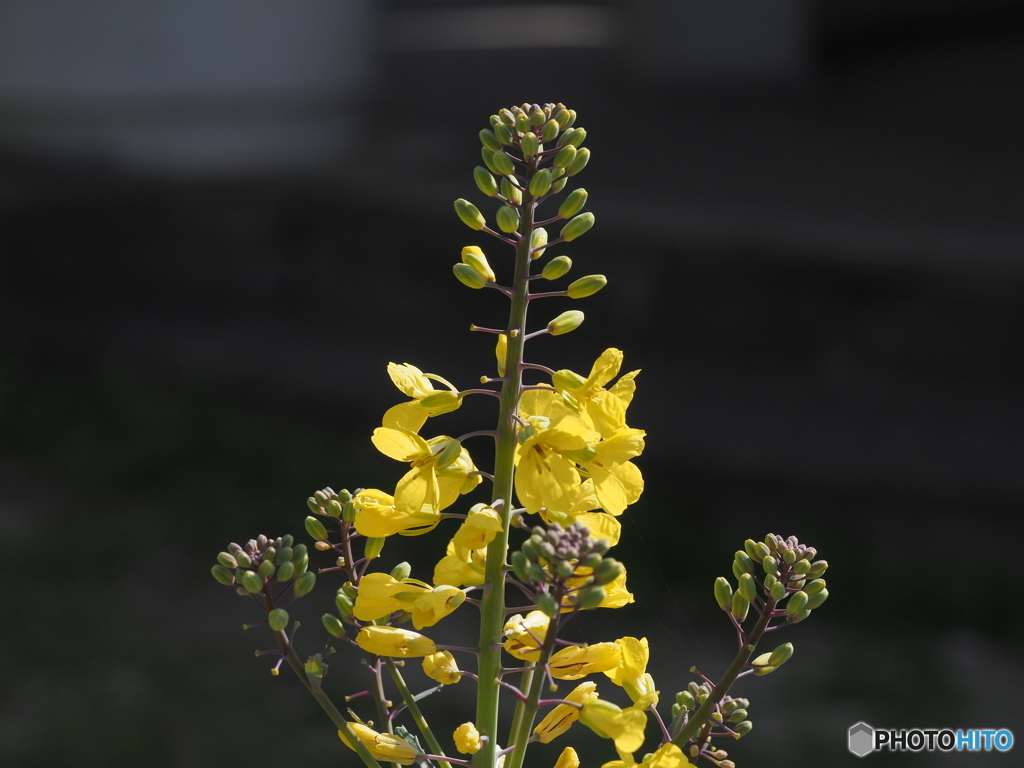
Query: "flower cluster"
210 103 829 768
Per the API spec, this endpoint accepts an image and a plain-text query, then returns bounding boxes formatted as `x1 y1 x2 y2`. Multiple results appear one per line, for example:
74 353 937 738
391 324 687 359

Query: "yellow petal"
388 362 434 399
515 445 581 516
575 512 621 547
411 586 466 629
583 348 624 392
372 427 430 462
550 643 623 680
382 401 430 433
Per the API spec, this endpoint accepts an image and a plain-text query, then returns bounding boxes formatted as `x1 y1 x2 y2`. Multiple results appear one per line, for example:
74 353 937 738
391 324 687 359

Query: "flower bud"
560 212 594 242
785 590 808 615
792 559 811 575
734 550 754 574
268 608 289 632
258 560 276 579
480 128 501 151
217 552 238 569
714 576 733 610
578 585 607 610
474 166 499 197
806 588 828 609
495 122 514 145
558 188 588 219
499 108 516 127
737 573 756 602
677 690 695 710
501 176 522 205
781 548 796 564
234 551 251 568
761 555 777 575
336 591 355 620
556 127 576 147
496 205 520 233
553 108 572 127
495 333 507 377
789 608 811 623
548 310 584 336
239 570 264 594
541 119 560 142
322 613 347 639
327 499 343 517
769 581 786 601
511 551 532 583
364 537 385 559
276 560 295 582
768 642 794 667
750 652 775 676
566 148 590 176
531 226 549 258
529 168 552 197
733 721 753 737
567 275 607 299
515 112 531 134
294 571 316 598
731 591 749 622
211 564 235 585
306 496 320 513
565 127 586 147
454 199 485 230
481 146 501 174
432 438 463 470
305 516 328 541
804 578 826 595
492 149 516 176
542 256 572 280
342 500 358 524
553 144 577 168
743 539 761 561
592 558 623 585
807 560 828 578
537 592 559 617
551 177 568 194
521 132 539 158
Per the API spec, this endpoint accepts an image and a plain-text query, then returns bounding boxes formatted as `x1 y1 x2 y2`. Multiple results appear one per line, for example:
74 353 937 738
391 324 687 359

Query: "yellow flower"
371 428 481 515
410 585 466 629
495 333 508 377
453 722 482 754
575 509 621 547
549 643 623 680
433 538 487 587
451 503 503 550
554 747 581 768
563 565 635 611
533 681 598 743
351 488 440 538
383 362 462 434
339 723 419 765
603 637 658 706
355 625 436 657
579 698 648 754
578 428 645 516
502 610 551 661
601 743 693 768
353 572 428 622
554 348 640 439
422 651 461 685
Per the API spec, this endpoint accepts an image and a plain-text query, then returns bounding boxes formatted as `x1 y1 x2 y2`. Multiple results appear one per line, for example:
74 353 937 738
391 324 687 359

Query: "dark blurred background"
2 1 1023 766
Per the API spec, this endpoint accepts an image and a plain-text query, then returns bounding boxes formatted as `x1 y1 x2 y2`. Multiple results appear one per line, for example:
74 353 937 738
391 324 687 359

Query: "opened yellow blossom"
533 681 598 743
554 348 640 439
355 625 436 657
371 428 481 515
353 572 466 629
603 637 658 705
451 503 503 549
502 610 551 661
578 427 646 515
351 488 440 538
580 698 648 754
550 642 623 680
422 651 461 685
453 722 482 754
383 362 463 433
602 743 694 768
433 538 487 587
339 723 419 765
554 747 581 768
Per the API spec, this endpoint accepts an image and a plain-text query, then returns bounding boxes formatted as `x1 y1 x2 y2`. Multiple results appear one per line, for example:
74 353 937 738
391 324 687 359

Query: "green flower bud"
454 199 485 230
768 642 794 667
528 168 552 197
530 107 546 126
807 560 828 578
781 548 796 564
501 175 522 205
734 550 754 574
389 562 412 582
711 711 724 725
687 682 701 698
788 608 811 624
566 148 590 176
481 146 501 174
733 721 753 737
762 555 777 575
737 573 756 602
432 438 463 470
553 144 577 168
541 119 559 142
527 563 547 583
567 274 607 299
211 564 235 585
743 539 761 562
558 188 588 219
565 127 586 147
553 108 572 128
548 310 584 336
764 573 777 589
305 655 324 679
521 132 539 158
537 592 559 617
305 516 328 541
293 571 316 598
268 608 289 631
480 128 501 152
499 108 516 127
234 551 251 568
474 166 499 197
306 496 320 513
593 558 623 585
511 551 532 583
578 585 607 610
556 560 574 580
322 613 346 639
755 542 771 560
336 591 354 619
677 690 695 710
788 577 805 590
714 576 733 610
492 149 515 176
294 555 310 577
496 205 520 233
515 112 531 134
542 255 572 280
326 499 343 517
551 177 568 194
420 391 461 412
556 127 576 147
792 559 811 575
495 122 514 145
313 491 329 506
342 500 358 524
731 591 749 622
804 578 826 595
560 212 594 242
216 551 238 568
276 560 295 582
531 226 548 258
769 581 786 601
786 590 808 615
728 708 748 723
239 570 263 594
364 537 385 559
731 561 744 580
258 560 276 579
751 652 775 676
806 588 828 609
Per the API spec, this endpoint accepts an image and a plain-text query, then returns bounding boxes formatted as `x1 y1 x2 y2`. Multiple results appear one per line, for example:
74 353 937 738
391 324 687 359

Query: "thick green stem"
474 184 537 768
670 599 777 748
384 657 453 767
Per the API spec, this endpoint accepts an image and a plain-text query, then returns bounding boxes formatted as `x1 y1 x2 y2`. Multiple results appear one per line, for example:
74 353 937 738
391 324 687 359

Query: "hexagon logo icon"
848 722 875 757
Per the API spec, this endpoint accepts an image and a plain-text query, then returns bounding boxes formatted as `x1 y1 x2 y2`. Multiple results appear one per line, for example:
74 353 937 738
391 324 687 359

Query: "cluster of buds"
306 486 356 524
672 685 752 740
510 522 622 613
210 534 315 631
714 533 828 626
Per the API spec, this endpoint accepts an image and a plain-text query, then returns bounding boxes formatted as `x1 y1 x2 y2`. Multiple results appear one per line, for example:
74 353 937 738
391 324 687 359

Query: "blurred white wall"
0 1 372 175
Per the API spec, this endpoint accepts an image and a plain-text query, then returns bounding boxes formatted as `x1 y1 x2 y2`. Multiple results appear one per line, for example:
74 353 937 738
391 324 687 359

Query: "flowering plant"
210 103 829 768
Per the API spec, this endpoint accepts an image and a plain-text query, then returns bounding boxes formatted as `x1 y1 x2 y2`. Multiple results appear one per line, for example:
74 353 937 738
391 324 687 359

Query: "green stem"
670 598 777 748
385 657 454 767
474 177 538 768
505 668 534 748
